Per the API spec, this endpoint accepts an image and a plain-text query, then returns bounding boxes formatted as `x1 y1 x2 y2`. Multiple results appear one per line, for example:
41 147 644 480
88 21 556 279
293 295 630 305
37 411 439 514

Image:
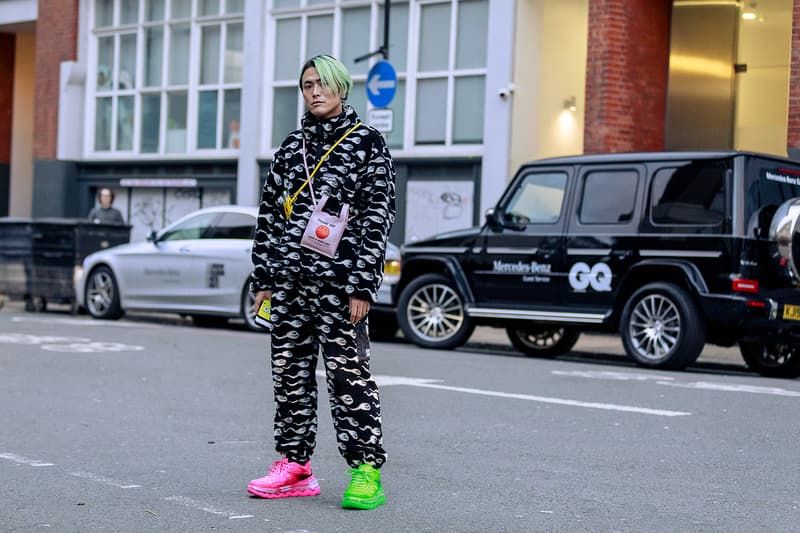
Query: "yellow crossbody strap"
283 121 362 219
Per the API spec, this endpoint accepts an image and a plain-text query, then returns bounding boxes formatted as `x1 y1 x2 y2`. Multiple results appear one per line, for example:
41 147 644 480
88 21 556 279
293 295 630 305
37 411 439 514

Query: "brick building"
1 0 799 243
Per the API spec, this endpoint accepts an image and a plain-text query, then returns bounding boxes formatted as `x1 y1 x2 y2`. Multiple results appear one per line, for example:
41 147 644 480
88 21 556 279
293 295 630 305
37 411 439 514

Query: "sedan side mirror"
147 230 158 243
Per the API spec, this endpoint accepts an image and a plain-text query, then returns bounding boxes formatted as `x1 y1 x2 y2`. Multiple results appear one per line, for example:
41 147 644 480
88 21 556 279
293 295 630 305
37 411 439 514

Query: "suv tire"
620 282 706 370
397 273 475 349
739 342 800 378
506 325 580 358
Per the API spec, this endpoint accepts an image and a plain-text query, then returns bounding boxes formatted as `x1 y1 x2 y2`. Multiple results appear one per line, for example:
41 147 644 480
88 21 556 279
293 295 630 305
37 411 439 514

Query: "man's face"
99 190 113 208
301 67 343 120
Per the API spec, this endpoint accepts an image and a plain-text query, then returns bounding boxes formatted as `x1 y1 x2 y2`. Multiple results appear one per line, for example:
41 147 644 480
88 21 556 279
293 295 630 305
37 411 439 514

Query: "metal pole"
383 0 390 60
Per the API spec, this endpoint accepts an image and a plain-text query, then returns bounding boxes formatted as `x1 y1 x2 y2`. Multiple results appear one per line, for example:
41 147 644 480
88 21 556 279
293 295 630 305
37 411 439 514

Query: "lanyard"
283 121 362 219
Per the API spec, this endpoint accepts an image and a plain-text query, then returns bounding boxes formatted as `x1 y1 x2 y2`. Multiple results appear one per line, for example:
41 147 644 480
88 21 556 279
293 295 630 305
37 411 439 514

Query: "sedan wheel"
85 266 123 320
739 342 800 378
506 325 580 358
620 282 705 370
397 273 474 349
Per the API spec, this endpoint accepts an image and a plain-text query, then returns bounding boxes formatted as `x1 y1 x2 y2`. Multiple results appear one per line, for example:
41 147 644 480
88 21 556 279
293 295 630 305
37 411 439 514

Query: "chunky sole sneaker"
341 464 386 510
247 458 321 499
341 485 385 510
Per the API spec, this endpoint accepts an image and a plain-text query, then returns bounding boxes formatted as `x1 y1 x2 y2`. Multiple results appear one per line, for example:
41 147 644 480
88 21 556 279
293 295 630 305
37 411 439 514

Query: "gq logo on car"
568 262 612 292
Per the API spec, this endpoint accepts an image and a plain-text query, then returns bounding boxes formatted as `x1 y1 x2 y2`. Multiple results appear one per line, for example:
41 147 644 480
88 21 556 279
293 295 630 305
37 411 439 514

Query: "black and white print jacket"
250 105 396 303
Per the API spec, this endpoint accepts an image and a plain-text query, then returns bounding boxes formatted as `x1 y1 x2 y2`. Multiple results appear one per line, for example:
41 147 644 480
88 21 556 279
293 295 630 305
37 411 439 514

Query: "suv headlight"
383 258 401 284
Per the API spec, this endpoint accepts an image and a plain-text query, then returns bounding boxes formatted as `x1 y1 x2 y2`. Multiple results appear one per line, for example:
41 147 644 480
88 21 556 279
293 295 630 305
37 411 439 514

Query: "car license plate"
783 304 800 320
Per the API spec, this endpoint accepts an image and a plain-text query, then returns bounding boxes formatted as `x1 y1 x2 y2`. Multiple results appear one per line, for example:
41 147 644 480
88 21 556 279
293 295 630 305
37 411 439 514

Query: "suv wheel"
85 266 124 320
739 342 800 378
506 325 580 358
397 273 475 349
620 282 705 370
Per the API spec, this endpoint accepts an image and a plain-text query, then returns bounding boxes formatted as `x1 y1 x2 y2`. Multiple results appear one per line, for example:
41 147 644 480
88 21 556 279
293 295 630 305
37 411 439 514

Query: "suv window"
650 160 727 226
208 212 256 239
503 172 567 224
579 170 638 224
745 158 800 231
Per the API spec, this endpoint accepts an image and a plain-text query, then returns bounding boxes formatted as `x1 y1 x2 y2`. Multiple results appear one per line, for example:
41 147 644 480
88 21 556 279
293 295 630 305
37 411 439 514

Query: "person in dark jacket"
247 55 395 511
88 188 125 224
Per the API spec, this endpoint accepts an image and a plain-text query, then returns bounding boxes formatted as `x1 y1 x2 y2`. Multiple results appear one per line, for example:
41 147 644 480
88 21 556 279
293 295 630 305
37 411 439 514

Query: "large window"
91 0 243 155
269 0 488 151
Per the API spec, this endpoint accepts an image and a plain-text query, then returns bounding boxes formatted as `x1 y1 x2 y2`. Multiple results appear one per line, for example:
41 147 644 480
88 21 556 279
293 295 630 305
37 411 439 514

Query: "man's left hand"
349 296 371 323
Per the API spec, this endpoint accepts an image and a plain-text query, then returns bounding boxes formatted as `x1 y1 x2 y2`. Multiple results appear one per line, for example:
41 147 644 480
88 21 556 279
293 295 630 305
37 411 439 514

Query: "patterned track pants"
269 275 386 468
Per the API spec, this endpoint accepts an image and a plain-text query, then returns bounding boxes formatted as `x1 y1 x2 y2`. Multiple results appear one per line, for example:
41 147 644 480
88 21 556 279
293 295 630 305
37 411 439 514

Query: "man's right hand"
253 290 272 314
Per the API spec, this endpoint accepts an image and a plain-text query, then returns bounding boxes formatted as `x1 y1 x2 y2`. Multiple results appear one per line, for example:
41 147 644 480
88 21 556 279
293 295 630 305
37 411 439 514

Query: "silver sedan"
75 205 400 333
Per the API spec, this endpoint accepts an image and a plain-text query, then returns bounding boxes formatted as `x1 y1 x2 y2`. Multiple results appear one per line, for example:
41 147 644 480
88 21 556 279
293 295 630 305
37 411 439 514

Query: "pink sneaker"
247 458 320 499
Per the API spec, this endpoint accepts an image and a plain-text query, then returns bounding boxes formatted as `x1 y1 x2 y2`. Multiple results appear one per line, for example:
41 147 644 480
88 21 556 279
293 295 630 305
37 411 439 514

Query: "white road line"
0 452 55 467
412 382 691 417
164 496 253 520
552 370 674 381
657 380 800 397
317 371 690 416
10 316 160 328
68 471 141 489
553 369 800 398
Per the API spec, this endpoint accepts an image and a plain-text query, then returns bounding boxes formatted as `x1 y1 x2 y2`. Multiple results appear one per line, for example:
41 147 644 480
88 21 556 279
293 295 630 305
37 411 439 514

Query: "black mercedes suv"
395 151 800 378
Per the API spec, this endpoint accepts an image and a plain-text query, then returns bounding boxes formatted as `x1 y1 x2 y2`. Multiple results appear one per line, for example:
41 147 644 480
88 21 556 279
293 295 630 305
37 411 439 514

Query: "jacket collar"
302 104 360 143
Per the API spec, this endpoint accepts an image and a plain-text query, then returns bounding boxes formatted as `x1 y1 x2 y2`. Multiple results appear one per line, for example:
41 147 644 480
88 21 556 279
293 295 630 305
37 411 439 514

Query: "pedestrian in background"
248 54 396 510
88 188 125 224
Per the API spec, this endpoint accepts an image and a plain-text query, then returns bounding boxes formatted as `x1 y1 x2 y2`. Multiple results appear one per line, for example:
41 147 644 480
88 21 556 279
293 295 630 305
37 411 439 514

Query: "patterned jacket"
251 105 396 303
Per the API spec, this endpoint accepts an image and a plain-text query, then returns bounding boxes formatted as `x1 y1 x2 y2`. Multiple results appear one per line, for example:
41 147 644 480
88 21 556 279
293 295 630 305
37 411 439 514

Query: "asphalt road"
1 305 799 532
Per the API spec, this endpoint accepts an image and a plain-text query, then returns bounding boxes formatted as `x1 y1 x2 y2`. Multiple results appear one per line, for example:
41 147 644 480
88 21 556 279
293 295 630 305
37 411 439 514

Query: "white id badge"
300 194 349 258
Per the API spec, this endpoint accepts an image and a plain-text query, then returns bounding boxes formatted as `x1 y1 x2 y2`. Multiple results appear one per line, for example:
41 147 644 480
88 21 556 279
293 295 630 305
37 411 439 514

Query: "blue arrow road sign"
366 61 397 108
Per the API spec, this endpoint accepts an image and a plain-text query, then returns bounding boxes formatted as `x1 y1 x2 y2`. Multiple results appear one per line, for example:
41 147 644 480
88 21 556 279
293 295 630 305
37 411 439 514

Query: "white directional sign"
366 61 397 108
368 109 393 133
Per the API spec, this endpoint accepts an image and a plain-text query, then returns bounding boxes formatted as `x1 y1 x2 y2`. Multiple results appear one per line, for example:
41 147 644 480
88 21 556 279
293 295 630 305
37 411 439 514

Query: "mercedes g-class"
396 151 800 378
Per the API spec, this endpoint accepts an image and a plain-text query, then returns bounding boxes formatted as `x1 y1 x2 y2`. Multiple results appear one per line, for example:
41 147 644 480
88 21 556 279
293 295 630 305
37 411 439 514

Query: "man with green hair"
248 54 396 511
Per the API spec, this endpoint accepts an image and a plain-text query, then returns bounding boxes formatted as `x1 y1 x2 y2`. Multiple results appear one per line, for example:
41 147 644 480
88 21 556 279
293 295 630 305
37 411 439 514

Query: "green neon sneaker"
341 464 386 510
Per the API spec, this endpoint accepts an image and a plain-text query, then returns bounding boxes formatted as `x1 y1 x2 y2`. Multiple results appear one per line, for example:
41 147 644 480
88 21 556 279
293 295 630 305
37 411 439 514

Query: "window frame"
263 0 489 157
85 0 245 159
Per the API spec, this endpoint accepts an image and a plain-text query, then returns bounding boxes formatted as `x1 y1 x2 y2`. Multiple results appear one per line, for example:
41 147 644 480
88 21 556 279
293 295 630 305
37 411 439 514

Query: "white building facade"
64 0 516 243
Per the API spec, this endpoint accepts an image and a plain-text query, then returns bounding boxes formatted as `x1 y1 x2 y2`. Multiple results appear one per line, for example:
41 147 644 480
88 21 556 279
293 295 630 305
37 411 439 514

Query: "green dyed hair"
299 54 352 100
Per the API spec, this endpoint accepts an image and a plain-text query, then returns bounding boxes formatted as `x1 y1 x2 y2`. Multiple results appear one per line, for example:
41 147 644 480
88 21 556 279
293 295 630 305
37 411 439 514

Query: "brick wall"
584 0 671 153
0 33 14 165
34 0 79 160
789 0 800 154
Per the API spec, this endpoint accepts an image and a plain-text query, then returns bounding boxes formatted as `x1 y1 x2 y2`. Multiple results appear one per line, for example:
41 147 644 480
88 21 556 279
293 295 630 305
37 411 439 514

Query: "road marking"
552 370 674 381
411 382 691 416
554 370 800 398
41 342 145 353
68 471 141 489
319 372 690 416
0 452 55 467
164 496 253 519
656 380 800 397
10 316 160 328
0 334 91 345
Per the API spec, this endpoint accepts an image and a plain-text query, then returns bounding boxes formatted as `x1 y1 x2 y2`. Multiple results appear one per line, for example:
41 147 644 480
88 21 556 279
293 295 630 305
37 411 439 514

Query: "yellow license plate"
783 304 800 320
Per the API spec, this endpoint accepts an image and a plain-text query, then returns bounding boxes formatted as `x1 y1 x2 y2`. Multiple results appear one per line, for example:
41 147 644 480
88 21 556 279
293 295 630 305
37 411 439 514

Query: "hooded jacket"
251 105 396 303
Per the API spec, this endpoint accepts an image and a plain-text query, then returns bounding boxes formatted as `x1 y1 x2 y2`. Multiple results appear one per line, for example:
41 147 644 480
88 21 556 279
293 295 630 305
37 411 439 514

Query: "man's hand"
349 296 370 323
253 290 272 314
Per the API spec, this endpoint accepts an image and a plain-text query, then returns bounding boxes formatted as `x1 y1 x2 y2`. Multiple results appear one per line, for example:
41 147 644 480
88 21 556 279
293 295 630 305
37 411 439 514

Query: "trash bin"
0 217 35 303
0 218 131 312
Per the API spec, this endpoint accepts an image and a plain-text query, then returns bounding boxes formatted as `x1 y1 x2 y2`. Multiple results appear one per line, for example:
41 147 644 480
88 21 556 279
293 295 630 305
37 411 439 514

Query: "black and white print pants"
269 275 386 469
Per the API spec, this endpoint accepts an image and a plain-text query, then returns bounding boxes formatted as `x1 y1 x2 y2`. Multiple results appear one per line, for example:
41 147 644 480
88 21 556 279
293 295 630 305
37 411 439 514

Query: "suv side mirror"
485 208 502 230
